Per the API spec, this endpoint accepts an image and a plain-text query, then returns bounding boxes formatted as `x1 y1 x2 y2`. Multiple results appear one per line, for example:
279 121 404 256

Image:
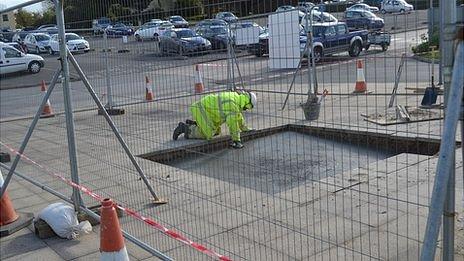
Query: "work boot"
173 122 188 140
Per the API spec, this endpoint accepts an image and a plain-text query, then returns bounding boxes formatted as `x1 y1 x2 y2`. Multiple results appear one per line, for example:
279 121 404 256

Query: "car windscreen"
171 17 184 21
176 30 196 38
35 35 50 41
222 13 234 17
66 34 81 41
210 27 228 34
362 11 376 18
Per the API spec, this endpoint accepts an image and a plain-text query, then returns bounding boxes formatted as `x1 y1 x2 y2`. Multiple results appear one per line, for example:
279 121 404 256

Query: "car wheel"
400 9 405 14
178 46 184 56
313 47 323 63
381 9 386 14
153 33 159 41
29 61 41 74
36 47 40 54
49 48 55 55
135 34 141 41
381 44 388 51
349 41 362 57
365 44 371 51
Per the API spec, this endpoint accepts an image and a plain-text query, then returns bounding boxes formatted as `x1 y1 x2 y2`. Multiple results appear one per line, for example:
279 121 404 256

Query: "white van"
0 43 45 74
381 0 414 14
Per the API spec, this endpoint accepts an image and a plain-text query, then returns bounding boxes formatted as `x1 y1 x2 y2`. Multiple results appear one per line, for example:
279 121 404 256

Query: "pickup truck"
249 22 369 62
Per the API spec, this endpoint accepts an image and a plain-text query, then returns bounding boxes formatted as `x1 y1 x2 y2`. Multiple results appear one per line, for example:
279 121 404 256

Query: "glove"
230 141 244 149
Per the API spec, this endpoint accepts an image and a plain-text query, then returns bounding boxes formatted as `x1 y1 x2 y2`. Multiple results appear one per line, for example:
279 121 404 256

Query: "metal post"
67 51 167 204
103 31 113 110
441 1 457 259
306 9 313 98
421 40 463 261
55 0 83 211
226 23 235 90
0 69 61 198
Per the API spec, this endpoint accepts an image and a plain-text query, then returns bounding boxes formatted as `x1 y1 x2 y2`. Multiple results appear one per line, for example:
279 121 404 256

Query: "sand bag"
37 202 92 239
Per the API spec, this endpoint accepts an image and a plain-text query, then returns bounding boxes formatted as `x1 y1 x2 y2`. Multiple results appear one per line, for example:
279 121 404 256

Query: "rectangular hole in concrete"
139 125 443 195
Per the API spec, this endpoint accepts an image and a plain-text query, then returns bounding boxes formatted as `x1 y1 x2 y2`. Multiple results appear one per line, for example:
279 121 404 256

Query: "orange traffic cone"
194 65 204 94
354 60 367 93
40 81 54 118
145 76 154 101
100 198 129 261
0 170 33 237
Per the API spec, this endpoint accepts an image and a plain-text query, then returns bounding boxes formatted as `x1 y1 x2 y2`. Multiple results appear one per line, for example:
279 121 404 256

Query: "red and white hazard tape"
0 141 232 261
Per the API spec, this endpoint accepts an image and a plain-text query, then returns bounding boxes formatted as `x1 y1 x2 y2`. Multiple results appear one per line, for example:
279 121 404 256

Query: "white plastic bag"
36 202 92 239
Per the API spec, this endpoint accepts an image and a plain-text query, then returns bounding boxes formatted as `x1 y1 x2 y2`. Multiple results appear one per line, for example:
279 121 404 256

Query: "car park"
105 23 134 36
215 12 238 23
347 3 379 12
48 33 90 54
134 21 174 41
24 33 51 54
159 28 212 55
168 16 189 28
381 0 414 14
196 25 229 50
0 42 44 74
344 10 384 30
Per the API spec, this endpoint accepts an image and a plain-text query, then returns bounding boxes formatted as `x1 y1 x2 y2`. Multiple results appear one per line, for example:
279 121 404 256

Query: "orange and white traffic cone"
100 198 129 261
0 170 33 237
353 60 367 93
145 76 154 101
194 65 204 94
40 80 54 118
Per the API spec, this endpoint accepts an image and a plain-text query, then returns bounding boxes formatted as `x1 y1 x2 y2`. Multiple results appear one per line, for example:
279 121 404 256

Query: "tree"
15 9 36 28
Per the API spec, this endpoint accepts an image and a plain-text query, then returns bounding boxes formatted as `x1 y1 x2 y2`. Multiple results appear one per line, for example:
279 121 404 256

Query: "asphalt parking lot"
0 10 430 119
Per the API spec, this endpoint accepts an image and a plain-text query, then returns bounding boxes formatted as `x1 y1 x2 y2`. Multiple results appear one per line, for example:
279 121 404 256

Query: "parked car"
36 24 58 34
93 17 112 34
231 21 265 34
168 16 189 28
196 19 228 30
24 33 51 54
215 12 238 23
347 3 379 12
276 5 305 22
301 10 338 24
381 0 414 14
134 21 174 41
48 33 90 54
105 23 134 36
297 2 317 12
0 42 44 74
344 10 384 30
11 27 36 42
159 28 212 55
249 22 368 61
196 25 229 50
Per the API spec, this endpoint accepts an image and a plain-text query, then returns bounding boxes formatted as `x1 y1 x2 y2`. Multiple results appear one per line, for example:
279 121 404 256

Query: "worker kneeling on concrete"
173 91 257 149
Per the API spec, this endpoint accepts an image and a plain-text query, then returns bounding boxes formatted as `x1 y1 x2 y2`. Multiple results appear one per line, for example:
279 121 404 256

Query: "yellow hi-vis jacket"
190 92 251 142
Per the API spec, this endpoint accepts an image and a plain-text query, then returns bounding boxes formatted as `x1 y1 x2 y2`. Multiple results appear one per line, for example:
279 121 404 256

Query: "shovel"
421 49 438 107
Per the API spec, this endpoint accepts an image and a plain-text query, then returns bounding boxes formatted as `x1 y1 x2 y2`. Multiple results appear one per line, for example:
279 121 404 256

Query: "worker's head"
243 91 257 111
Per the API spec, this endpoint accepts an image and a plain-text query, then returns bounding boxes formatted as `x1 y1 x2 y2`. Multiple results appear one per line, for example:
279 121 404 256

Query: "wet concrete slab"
167 132 395 195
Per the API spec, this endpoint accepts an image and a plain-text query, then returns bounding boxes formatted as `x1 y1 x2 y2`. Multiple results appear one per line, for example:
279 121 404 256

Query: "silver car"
24 33 50 54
